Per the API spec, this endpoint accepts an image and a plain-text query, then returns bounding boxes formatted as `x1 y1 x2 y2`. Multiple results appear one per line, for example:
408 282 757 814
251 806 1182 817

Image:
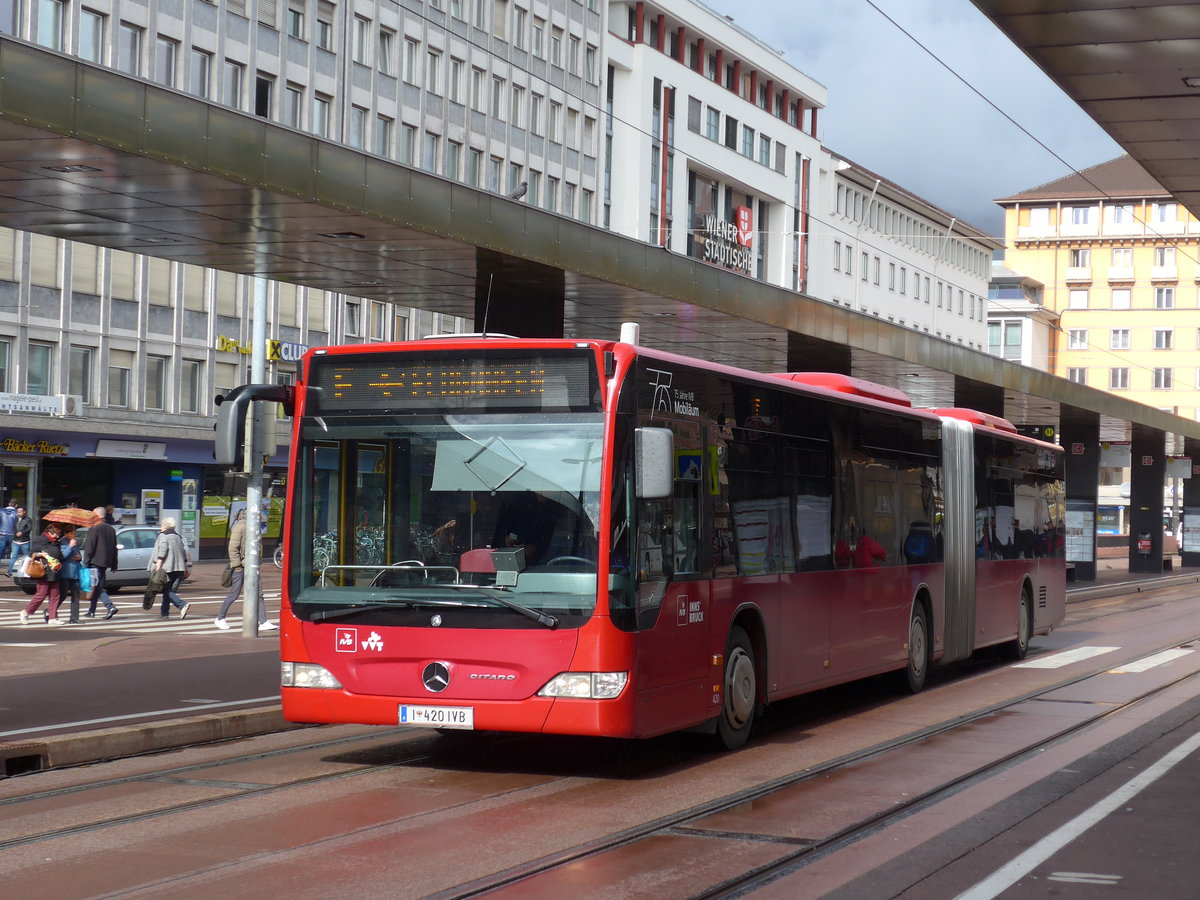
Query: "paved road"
0 560 283 742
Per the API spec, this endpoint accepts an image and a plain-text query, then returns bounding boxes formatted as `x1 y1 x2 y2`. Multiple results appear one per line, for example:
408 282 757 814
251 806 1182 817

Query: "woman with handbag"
19 521 67 625
146 518 191 619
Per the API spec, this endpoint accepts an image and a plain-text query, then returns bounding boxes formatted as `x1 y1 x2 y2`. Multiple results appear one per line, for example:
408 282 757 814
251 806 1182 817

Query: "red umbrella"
44 507 101 528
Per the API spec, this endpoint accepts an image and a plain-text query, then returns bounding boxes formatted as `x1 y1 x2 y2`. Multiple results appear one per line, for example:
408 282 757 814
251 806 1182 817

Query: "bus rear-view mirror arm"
214 383 295 467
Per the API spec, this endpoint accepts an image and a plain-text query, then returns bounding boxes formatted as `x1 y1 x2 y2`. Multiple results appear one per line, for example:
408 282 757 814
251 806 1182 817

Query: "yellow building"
997 155 1200 421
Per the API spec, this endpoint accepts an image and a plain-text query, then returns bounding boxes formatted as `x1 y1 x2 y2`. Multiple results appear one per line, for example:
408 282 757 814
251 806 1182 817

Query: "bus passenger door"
633 454 711 736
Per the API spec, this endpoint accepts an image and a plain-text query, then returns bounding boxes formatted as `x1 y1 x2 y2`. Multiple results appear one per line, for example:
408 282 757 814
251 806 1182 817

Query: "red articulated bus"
216 329 1065 749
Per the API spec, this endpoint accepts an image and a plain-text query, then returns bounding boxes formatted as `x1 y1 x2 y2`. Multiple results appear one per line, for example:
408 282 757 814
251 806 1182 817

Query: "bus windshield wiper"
311 597 494 622
440 584 559 629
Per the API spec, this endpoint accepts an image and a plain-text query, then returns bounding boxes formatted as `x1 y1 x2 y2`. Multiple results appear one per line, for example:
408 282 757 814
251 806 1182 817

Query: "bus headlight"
537 672 628 699
281 661 343 689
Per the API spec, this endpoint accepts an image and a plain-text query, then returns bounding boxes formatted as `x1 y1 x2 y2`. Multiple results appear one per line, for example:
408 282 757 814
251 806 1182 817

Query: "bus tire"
716 626 757 751
903 605 930 693
1003 590 1033 661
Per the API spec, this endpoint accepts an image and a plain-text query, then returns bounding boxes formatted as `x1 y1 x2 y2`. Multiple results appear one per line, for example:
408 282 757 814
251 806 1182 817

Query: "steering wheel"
370 559 426 587
543 556 593 567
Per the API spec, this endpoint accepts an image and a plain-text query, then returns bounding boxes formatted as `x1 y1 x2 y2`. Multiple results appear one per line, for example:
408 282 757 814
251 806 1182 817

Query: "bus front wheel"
716 626 757 751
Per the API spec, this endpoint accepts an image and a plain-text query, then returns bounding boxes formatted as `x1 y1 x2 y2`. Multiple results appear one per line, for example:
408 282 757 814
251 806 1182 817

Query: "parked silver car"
14 525 162 595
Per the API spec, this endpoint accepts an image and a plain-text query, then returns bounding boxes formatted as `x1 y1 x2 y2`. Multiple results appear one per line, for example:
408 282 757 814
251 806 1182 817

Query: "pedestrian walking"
215 509 276 631
146 517 191 619
7 505 32 576
0 498 16 567
19 521 66 625
83 507 119 619
59 529 83 624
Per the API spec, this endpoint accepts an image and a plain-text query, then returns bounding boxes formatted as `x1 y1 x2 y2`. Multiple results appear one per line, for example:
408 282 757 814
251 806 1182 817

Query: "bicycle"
273 543 284 568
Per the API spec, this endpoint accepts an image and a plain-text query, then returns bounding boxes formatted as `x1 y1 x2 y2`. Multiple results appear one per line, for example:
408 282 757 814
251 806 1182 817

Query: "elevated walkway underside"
0 35 1197 454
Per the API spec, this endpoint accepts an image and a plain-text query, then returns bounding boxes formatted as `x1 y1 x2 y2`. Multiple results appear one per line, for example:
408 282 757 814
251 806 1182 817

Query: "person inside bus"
493 491 559 566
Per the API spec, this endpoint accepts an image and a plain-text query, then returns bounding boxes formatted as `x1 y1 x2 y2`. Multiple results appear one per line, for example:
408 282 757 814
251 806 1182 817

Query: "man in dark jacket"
83 507 119 619
8 505 32 576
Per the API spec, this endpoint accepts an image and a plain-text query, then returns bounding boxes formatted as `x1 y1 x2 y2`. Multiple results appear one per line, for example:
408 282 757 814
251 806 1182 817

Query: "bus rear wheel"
903 605 930 693
716 626 757 751
1003 590 1033 661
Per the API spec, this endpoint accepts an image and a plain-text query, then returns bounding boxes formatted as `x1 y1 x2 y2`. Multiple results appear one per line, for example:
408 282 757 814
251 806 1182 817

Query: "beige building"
997 155 1200 420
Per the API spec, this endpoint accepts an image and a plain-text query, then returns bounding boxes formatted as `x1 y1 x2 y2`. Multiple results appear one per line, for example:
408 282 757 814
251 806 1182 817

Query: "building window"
190 48 212 98
471 67 486 111
316 8 333 49
68 347 92 404
1111 247 1132 267
287 5 304 38
1068 289 1089 309
1154 246 1176 267
861 252 869 282
1155 328 1174 350
445 140 462 180
706 107 720 142
1110 368 1129 390
759 135 771 166
36 0 64 51
224 60 244 108
449 58 464 104
1111 328 1130 350
374 114 392 156
427 50 442 94
741 125 754 157
399 124 416 164
0 340 9 391
1069 248 1090 267
312 94 331 137
1156 287 1175 309
1111 287 1130 309
118 23 142 75
349 105 367 149
1069 206 1092 225
422 131 440 173
491 75 505 119
145 356 167 410
108 350 133 407
1153 202 1177 223
79 9 105 62
180 360 201 413
285 84 303 128
467 147 483 186
405 39 420 84
155 37 178 87
1068 329 1087 350
1067 367 1086 385
1154 367 1173 389
1106 204 1133 223
353 15 371 64
378 28 395 76
833 241 841 271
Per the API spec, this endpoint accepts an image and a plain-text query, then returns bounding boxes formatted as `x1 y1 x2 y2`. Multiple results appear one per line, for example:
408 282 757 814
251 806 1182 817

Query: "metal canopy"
972 1 1200 222
0 36 1196 444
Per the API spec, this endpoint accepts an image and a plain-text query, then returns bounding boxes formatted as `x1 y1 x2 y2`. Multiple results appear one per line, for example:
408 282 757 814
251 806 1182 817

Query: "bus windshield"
289 413 604 623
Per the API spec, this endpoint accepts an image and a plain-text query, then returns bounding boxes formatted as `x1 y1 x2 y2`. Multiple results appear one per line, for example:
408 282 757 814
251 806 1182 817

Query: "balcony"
1107 266 1134 282
1065 266 1092 283
1151 266 1178 282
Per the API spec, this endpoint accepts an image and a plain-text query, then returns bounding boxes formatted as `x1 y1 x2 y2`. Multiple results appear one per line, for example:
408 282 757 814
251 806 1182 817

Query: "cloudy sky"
702 0 1123 237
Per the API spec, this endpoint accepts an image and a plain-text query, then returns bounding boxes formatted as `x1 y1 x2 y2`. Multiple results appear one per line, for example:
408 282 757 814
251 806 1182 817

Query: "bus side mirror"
635 427 674 499
214 384 294 467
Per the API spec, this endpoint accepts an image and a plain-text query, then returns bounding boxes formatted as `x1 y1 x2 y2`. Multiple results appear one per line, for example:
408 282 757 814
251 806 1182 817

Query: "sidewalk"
1067 554 1200 601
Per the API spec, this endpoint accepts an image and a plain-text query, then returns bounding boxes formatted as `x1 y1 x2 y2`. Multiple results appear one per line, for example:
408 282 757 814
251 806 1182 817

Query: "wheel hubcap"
910 618 926 677
725 648 755 729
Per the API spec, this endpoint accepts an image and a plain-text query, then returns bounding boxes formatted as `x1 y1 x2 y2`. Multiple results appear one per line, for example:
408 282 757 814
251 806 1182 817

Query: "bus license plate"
398 705 474 729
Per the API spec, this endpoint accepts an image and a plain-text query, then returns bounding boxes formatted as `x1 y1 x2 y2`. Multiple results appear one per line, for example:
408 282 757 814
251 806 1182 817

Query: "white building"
812 152 998 349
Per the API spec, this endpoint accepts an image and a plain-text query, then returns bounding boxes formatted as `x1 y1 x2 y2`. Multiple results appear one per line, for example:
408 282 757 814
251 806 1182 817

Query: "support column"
953 377 1004 417
785 332 850 374
1128 425 1166 573
1060 407 1099 582
1182 437 1200 567
473 249 565 337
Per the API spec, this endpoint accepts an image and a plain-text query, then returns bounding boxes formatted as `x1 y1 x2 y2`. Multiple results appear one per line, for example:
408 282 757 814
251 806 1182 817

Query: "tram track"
436 632 1200 899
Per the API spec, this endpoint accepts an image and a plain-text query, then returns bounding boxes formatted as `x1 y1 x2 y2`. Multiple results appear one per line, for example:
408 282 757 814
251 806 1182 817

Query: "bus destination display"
309 352 599 412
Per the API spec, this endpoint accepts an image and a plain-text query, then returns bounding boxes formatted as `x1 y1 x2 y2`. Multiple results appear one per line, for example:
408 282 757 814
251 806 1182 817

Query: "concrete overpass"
0 33 1197 576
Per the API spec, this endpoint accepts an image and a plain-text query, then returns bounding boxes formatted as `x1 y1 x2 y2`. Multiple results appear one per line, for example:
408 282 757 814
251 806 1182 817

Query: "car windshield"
288 413 604 622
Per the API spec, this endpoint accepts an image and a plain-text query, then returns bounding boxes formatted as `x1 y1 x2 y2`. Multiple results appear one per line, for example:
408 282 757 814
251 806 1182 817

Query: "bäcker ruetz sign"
696 205 754 275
